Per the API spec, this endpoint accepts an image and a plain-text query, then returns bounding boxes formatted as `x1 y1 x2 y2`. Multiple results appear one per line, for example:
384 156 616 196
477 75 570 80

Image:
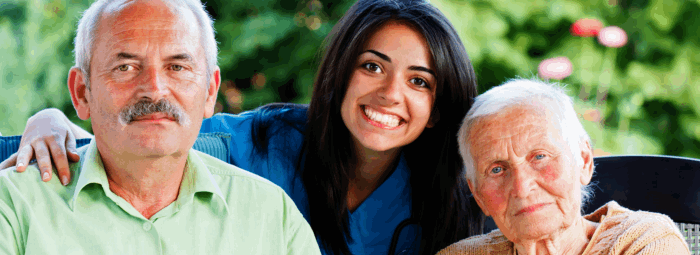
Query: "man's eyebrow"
116 52 139 60
365 50 391 62
166 53 193 62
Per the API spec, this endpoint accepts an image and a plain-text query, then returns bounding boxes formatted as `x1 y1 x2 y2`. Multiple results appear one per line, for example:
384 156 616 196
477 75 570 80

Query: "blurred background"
1 0 699 158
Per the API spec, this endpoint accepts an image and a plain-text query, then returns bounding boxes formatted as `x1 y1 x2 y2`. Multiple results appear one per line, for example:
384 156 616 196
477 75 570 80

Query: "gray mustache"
118 99 188 126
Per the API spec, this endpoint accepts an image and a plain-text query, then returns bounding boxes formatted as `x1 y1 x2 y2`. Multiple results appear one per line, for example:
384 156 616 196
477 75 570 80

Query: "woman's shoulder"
588 201 679 232
202 103 308 133
585 201 689 254
435 229 512 255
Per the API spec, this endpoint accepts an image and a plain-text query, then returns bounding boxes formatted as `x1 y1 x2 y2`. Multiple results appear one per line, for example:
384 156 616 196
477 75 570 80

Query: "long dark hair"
302 0 482 254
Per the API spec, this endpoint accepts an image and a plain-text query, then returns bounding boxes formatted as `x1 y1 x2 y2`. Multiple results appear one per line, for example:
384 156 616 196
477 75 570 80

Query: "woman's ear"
579 139 594 186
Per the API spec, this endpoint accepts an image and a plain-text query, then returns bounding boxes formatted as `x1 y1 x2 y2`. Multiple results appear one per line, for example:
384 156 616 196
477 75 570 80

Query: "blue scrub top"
199 105 421 255
0 105 421 255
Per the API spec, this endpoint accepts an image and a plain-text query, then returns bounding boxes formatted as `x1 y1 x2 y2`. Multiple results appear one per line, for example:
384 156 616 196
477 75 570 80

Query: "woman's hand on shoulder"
0 109 84 185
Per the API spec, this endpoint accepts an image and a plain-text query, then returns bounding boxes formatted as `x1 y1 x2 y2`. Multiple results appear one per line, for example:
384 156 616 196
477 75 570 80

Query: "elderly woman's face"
467 105 593 242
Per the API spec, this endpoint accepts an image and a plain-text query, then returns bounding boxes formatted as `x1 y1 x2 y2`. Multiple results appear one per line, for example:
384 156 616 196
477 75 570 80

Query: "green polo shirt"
0 140 321 255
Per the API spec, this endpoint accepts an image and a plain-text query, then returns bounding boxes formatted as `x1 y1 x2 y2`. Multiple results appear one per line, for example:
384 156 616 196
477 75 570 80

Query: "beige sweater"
437 201 689 255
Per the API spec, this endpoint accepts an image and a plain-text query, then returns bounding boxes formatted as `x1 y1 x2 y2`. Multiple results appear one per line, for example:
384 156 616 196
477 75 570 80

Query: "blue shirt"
0 105 421 255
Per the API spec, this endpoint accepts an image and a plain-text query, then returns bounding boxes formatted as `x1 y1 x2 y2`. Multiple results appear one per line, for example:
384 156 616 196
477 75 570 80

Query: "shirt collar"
176 148 230 215
69 140 229 215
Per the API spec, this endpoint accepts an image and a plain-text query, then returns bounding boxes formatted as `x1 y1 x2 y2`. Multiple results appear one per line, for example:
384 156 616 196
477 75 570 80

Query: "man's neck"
100 151 188 219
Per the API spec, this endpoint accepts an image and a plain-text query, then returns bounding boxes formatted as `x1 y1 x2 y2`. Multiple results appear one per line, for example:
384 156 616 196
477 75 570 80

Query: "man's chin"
128 145 184 159
125 136 184 156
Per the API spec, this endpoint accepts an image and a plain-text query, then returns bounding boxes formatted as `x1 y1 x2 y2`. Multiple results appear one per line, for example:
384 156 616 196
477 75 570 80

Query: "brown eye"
410 77 428 88
171 65 183 71
362 63 382 73
118 65 130 72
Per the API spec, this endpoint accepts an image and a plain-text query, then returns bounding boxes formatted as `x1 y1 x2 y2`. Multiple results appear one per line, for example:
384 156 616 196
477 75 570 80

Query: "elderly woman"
438 78 689 255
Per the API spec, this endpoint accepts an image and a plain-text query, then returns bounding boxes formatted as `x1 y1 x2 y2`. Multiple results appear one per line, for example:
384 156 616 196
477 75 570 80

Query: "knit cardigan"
436 201 689 255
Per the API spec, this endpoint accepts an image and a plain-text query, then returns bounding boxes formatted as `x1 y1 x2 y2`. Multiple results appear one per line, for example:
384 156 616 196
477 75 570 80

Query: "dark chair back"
587 155 700 223
588 155 700 253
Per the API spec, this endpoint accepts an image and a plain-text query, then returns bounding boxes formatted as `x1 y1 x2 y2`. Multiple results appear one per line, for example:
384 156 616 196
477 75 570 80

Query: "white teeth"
363 107 401 128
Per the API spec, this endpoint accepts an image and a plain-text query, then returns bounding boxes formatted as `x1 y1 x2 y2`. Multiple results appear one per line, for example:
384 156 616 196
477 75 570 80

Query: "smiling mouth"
362 106 404 129
514 203 550 216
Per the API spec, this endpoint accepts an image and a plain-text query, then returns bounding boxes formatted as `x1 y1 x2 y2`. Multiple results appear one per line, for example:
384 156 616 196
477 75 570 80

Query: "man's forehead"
93 0 202 58
103 0 180 19
100 0 197 33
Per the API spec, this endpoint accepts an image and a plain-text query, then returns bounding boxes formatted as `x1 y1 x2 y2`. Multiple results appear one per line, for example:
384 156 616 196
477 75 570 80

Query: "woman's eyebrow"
409 66 435 76
364 50 435 75
365 49 391 62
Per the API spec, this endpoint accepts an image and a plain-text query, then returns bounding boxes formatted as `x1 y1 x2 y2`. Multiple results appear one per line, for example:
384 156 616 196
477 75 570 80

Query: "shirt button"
143 222 152 231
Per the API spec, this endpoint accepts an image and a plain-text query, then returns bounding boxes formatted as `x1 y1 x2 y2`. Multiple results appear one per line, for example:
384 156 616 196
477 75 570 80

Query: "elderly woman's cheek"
479 181 509 216
542 163 568 187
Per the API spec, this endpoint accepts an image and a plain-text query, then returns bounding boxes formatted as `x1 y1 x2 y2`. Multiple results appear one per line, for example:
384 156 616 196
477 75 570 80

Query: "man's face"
69 0 219 159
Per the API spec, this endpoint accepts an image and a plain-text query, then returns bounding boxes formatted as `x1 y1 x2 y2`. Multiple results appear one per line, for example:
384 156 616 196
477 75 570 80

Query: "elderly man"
438 79 688 255
0 0 320 254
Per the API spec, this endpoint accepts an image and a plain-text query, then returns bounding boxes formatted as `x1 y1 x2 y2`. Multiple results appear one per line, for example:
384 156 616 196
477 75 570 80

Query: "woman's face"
466 105 594 243
340 22 436 155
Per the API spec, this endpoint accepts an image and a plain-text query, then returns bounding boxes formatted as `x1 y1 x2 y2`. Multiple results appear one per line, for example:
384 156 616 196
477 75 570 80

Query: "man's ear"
68 67 90 120
467 179 490 217
579 139 594 186
203 67 221 119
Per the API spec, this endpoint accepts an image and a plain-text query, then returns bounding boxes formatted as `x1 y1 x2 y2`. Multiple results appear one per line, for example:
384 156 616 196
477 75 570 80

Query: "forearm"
39 108 92 139
68 122 92 139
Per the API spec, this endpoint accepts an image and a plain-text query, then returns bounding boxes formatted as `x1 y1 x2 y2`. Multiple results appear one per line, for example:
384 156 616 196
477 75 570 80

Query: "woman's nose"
510 165 537 198
376 76 402 105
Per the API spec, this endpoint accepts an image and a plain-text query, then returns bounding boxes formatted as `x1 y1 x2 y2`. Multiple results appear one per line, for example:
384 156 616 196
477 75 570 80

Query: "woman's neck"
346 145 401 212
514 217 598 255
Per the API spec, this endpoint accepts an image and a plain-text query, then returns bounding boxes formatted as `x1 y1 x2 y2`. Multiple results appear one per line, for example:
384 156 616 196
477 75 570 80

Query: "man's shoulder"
193 150 303 226
0 164 73 210
0 164 66 192
194 150 282 192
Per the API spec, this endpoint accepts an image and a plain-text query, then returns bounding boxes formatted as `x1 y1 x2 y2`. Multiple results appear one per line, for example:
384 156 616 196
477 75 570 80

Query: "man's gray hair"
457 78 595 208
74 0 217 89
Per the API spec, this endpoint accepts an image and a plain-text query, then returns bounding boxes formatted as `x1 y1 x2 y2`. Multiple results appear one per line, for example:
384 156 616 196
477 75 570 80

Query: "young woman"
1 0 482 253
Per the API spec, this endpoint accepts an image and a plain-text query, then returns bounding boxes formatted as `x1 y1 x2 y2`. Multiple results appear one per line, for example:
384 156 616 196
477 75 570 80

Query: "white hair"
74 0 217 89
457 78 595 207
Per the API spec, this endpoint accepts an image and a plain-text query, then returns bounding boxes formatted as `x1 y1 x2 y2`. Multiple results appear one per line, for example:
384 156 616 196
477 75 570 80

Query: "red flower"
570 18 603 37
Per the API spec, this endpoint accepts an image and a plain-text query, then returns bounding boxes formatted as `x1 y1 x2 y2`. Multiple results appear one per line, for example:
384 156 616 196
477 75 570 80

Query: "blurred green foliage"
1 0 699 158
433 0 700 158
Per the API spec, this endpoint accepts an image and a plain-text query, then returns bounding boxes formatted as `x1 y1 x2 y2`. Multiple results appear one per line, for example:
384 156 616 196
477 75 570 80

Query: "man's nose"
136 67 169 101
